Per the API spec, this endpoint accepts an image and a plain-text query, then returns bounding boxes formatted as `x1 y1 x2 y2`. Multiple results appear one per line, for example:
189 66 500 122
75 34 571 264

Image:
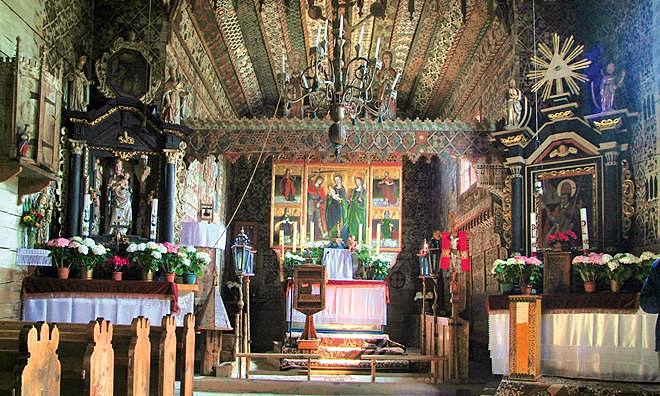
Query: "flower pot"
610 279 621 293
82 269 94 280
500 282 513 294
111 271 123 281
584 280 597 293
183 272 196 285
142 270 154 282
523 284 533 295
57 267 70 280
165 272 176 283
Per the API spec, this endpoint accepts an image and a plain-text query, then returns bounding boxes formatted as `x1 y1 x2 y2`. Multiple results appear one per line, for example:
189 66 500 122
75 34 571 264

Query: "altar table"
22 276 195 326
487 294 659 382
287 280 389 326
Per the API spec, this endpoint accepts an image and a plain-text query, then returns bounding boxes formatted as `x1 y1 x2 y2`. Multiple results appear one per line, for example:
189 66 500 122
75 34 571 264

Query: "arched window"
459 157 478 194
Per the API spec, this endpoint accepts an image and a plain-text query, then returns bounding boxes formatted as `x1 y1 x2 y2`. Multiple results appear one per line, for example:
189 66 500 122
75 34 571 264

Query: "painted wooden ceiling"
187 0 498 120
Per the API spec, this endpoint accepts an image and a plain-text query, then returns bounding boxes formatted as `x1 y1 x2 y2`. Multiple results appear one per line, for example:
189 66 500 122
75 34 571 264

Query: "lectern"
508 295 542 380
293 264 326 351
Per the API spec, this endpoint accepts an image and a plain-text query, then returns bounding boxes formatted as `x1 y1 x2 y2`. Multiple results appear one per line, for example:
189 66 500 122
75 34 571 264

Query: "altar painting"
371 208 401 250
272 206 301 245
535 166 597 249
371 167 401 207
272 163 304 204
306 163 369 242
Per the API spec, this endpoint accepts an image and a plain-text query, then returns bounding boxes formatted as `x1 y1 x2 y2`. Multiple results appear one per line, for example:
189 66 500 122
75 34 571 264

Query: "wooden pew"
0 322 61 396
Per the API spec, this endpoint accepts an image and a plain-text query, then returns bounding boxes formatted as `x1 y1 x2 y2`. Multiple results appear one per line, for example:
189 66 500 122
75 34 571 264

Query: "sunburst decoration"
526 33 592 101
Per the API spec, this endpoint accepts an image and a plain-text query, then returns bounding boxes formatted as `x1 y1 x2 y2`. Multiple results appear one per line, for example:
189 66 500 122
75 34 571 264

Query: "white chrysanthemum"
601 254 614 264
146 241 159 250
185 245 196 253
157 244 167 253
151 251 162 259
619 254 638 264
182 258 190 267
137 243 147 251
77 245 89 255
607 260 620 272
126 244 137 253
92 245 106 256
83 238 96 247
71 236 83 243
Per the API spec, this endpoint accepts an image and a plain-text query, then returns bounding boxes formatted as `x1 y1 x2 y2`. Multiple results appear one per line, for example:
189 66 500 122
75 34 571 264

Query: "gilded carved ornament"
548 144 578 158
593 117 621 130
621 159 634 239
547 110 573 121
70 140 86 155
117 131 135 145
499 134 527 147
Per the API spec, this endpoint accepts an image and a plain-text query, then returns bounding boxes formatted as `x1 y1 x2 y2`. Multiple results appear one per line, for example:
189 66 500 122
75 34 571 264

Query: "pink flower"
525 256 542 266
47 238 70 248
162 242 179 254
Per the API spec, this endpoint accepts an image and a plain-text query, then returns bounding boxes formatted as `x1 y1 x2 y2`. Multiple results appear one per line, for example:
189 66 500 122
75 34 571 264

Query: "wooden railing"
422 314 469 382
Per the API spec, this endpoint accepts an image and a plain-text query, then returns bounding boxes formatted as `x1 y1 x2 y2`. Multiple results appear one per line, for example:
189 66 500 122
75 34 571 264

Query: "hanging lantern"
417 239 431 277
232 227 254 276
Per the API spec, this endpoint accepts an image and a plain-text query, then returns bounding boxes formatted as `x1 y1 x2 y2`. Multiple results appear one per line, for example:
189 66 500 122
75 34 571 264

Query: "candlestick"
81 194 91 237
376 223 381 254
375 37 381 60
530 212 537 255
579 208 589 252
358 224 363 246
339 15 343 38
292 222 298 253
310 222 315 243
150 198 158 241
391 71 401 90
279 230 285 253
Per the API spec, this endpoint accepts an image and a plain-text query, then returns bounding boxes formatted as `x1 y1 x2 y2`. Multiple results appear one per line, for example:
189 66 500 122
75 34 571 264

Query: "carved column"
602 150 620 251
509 164 524 254
65 140 85 237
161 150 178 242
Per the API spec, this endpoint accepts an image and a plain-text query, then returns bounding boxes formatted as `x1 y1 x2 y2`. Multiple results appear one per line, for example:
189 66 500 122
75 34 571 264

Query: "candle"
281 52 286 75
580 208 589 252
530 212 537 255
315 25 322 47
292 222 298 252
300 222 306 249
324 18 329 44
358 224 363 246
376 223 381 254
339 15 344 38
358 25 364 48
375 37 381 60
150 198 158 241
310 222 315 243
391 71 401 90
279 230 285 253
81 194 91 237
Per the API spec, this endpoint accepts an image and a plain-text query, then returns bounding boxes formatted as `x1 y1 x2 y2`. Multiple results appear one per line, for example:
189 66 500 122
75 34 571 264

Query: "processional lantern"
231 227 254 276
293 264 326 351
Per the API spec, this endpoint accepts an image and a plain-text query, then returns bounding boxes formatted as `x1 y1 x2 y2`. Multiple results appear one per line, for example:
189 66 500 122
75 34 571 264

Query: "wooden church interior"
0 0 658 395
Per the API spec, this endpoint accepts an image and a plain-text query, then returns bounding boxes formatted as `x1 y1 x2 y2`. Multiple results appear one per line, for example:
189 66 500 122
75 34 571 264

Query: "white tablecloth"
286 280 387 326
179 221 226 248
488 309 659 382
23 292 195 327
322 248 354 280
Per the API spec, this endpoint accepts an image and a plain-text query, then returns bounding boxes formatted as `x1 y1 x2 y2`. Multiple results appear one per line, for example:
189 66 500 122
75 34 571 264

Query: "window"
459 157 478 194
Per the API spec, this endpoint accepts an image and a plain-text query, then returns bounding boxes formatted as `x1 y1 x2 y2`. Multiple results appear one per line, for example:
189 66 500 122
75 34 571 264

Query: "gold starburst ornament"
527 33 592 101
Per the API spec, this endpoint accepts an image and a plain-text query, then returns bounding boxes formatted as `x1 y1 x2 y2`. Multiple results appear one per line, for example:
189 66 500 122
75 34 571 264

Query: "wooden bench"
235 353 321 381
360 354 448 383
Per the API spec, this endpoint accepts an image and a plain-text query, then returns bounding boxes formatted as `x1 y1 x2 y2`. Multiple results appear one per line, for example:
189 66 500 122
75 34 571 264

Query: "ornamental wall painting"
270 161 403 252
532 165 599 250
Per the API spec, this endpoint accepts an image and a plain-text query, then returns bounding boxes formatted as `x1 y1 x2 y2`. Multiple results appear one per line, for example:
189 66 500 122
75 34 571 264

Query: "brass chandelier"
279 0 403 157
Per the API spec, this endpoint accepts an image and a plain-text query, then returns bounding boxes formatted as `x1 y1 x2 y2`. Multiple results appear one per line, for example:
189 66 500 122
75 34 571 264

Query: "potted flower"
179 246 212 284
518 255 543 294
71 238 108 279
302 241 325 265
284 251 305 278
636 251 659 286
20 201 44 249
491 257 523 294
161 242 186 282
127 241 165 281
107 255 129 280
355 245 373 279
47 237 72 279
605 253 639 292
572 252 612 293
368 255 390 280
546 230 578 251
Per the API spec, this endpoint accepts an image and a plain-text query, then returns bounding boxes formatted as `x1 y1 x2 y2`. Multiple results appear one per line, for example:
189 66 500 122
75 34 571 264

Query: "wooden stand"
508 295 542 381
293 265 326 353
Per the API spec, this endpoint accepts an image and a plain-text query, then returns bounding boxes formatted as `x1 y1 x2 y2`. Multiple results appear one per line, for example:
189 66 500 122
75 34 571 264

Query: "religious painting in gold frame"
533 165 598 250
270 161 403 252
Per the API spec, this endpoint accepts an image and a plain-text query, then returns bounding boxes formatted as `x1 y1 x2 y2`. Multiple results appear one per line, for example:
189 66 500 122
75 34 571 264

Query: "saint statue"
598 63 625 112
161 65 189 124
65 55 91 112
326 175 347 236
105 160 133 235
505 79 522 128
375 51 398 121
134 155 151 191
345 177 366 240
91 158 103 235
274 208 293 243
35 191 51 246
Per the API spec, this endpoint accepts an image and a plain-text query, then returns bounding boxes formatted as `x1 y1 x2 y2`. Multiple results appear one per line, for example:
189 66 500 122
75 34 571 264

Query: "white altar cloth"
287 280 388 326
23 292 195 327
322 248 354 280
488 309 659 382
